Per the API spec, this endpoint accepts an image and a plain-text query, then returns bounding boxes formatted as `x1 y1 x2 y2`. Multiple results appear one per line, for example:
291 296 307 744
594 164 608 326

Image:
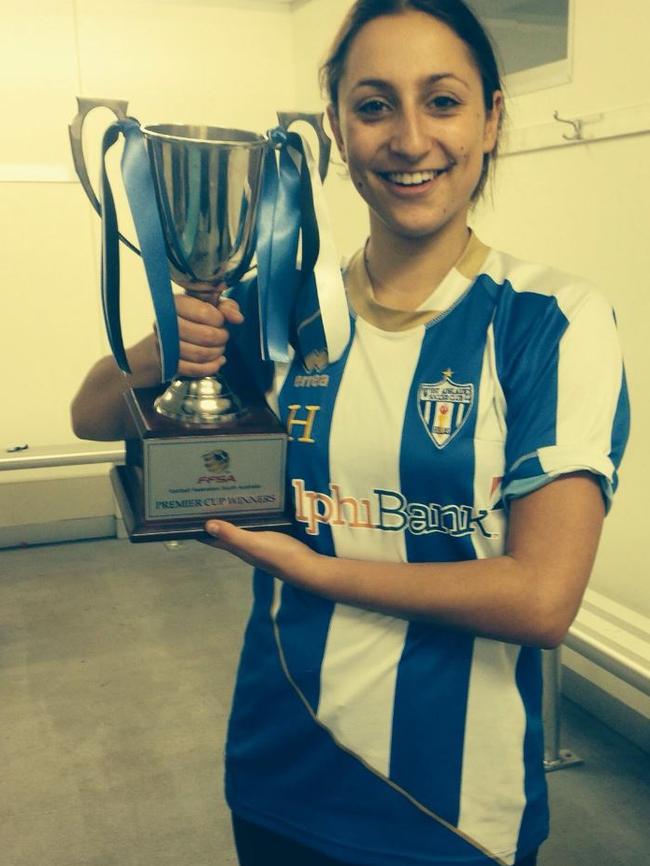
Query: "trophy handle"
68 97 140 255
276 111 332 182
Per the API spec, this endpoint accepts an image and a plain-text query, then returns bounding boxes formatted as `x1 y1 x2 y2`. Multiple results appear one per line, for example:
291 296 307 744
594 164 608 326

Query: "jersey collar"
345 231 491 332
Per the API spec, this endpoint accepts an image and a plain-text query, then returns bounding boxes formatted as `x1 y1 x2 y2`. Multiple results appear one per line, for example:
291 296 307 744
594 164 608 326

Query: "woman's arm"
71 294 243 441
204 472 605 648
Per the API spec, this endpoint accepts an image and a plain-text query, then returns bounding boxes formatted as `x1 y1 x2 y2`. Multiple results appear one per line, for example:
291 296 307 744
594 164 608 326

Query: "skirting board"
0 516 117 549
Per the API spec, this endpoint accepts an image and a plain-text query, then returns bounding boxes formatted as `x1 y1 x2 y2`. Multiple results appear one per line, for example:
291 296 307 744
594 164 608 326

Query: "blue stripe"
493 282 567 477
391 625 474 824
514 647 549 858
274 586 336 712
401 279 497 560
278 318 355 553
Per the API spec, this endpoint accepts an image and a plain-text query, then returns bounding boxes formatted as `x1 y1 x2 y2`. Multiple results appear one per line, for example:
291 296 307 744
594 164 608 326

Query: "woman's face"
329 10 502 243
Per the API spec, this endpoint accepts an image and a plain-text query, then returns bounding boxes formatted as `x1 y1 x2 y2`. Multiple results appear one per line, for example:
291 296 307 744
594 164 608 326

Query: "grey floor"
1 538 648 866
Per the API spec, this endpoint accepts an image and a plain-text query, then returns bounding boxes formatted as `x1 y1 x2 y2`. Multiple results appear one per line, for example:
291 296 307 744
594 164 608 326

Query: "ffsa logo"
198 450 236 484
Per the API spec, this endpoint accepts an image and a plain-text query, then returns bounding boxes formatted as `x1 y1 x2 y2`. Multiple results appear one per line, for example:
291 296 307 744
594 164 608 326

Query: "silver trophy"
69 97 331 541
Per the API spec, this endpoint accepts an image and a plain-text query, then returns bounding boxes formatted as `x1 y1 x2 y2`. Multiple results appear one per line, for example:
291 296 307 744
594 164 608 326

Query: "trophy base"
115 384 292 543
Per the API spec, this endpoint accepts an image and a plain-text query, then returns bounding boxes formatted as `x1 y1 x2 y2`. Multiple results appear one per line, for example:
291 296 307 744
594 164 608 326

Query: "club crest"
418 371 474 449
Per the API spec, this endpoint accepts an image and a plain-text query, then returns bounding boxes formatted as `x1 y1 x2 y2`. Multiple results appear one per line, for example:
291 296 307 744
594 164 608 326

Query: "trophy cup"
69 97 345 542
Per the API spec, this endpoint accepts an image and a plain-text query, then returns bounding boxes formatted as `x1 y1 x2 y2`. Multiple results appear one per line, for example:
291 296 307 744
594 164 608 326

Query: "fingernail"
206 520 221 536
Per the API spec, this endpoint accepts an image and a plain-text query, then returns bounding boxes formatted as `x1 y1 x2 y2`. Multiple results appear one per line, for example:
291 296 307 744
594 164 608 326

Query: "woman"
71 2 629 864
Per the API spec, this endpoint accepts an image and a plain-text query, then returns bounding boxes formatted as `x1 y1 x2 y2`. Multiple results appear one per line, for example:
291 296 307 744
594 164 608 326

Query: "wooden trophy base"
114 383 292 543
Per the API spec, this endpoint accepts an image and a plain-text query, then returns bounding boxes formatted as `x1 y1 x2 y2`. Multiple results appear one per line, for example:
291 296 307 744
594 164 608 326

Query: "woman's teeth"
385 170 442 186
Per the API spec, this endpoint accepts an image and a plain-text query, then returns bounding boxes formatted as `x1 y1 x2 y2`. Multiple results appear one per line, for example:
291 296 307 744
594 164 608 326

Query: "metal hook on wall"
553 110 584 141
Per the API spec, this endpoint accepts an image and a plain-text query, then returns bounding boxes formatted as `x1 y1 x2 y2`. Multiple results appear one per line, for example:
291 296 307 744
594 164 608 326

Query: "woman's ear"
483 90 503 154
327 104 347 164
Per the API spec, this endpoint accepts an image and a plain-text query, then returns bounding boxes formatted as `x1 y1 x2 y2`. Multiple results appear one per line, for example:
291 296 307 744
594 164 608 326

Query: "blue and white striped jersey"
225 234 630 865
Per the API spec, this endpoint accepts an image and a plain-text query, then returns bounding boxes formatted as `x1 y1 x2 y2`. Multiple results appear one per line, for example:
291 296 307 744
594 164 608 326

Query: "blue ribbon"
100 120 179 382
255 127 326 364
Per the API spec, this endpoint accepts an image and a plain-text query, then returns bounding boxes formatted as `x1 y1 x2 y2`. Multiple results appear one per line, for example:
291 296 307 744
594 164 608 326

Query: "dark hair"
320 0 504 199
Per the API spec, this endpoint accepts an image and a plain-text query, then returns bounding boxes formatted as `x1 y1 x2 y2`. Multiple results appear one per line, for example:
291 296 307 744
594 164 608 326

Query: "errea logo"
294 348 330 389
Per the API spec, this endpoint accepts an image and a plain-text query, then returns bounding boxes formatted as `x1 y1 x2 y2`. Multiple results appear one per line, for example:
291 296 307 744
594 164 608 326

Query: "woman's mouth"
382 169 446 186
377 167 451 194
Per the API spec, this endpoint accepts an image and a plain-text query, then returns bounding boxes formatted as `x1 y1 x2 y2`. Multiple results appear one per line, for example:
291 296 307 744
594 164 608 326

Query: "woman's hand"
172 291 244 379
71 289 243 441
203 520 322 589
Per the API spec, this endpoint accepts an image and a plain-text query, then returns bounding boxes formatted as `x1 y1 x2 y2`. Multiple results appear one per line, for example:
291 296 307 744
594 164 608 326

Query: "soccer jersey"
224 234 630 866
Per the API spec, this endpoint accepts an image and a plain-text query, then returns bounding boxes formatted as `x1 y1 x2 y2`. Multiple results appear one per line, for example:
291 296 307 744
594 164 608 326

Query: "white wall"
0 0 296 452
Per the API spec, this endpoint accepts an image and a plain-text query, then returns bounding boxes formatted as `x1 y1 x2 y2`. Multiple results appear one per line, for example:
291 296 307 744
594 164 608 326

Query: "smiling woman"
322 0 504 309
70 2 630 865
336 21 495 297
322 0 504 200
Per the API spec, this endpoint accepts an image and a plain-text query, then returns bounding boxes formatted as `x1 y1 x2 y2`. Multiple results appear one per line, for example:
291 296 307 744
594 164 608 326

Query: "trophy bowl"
143 122 267 425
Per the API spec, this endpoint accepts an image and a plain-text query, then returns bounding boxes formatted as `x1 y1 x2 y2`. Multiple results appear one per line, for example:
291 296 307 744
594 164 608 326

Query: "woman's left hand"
202 520 321 588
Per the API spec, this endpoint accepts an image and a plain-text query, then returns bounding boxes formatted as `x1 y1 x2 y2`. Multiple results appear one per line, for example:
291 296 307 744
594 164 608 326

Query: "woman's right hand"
169 291 244 379
71 290 244 441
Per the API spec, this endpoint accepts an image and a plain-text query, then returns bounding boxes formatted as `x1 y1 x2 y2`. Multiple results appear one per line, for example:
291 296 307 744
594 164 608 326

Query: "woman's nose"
388 109 431 160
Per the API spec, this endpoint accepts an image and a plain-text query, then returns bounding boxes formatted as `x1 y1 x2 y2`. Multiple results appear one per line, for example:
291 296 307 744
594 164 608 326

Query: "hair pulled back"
320 0 504 200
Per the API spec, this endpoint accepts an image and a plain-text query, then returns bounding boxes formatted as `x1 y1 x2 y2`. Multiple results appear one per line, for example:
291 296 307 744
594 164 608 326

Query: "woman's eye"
356 99 391 117
430 95 460 111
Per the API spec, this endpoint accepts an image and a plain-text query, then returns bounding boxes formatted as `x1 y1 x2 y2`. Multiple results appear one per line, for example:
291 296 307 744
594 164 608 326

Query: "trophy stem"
154 375 244 425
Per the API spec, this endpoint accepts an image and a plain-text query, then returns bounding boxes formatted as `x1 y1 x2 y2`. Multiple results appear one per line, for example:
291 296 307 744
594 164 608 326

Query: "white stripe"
470 324 507 555
316 320 424 775
458 328 525 861
551 291 622 475
457 640 527 865
316 606 410 775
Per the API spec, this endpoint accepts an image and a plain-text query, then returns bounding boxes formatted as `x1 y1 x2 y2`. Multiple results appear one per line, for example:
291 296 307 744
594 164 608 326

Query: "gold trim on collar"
344 233 491 333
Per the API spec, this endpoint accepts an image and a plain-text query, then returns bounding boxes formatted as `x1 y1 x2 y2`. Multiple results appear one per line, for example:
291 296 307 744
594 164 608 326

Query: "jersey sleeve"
496 286 630 512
